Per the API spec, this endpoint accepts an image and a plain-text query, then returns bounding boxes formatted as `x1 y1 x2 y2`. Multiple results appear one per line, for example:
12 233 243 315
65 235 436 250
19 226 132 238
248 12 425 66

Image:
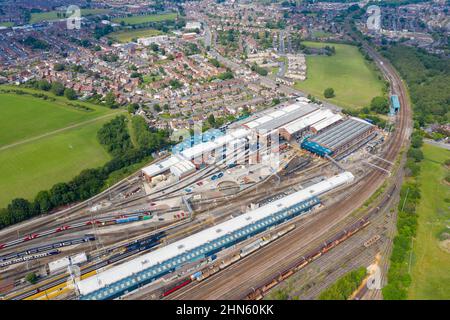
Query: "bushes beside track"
318 267 367 300
382 132 423 299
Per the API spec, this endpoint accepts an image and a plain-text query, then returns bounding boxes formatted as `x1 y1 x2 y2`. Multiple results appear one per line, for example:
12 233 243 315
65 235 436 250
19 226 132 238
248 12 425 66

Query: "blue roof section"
390 95 400 112
80 197 320 300
172 129 224 154
301 139 333 157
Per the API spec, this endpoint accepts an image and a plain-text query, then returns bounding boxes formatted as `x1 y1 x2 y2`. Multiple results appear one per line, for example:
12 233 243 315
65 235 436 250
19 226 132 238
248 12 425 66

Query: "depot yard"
408 144 450 300
112 13 177 26
294 42 384 110
29 9 111 24
0 89 121 207
109 28 163 43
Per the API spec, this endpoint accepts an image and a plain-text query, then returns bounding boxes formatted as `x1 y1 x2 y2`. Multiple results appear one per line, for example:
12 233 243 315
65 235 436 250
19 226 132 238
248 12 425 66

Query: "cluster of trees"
250 63 268 76
383 131 424 300
184 43 200 56
216 71 234 81
342 108 388 129
370 96 389 114
208 58 221 68
23 36 49 50
132 116 169 151
382 45 450 126
97 115 133 157
101 53 119 63
318 267 367 300
0 116 170 230
169 79 183 89
94 24 113 39
28 79 78 100
0 87 56 103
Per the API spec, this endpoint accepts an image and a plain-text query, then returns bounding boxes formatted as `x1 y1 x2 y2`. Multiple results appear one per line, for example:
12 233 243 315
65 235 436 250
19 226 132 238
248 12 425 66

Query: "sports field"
408 144 450 299
0 88 122 207
29 9 110 24
294 42 384 109
109 28 163 43
112 13 177 25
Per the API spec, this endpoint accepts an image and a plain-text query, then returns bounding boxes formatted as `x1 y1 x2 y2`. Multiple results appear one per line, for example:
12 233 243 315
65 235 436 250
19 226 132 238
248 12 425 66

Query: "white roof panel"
283 109 332 135
311 113 343 132
267 110 286 119
142 156 181 177
281 102 302 113
181 141 217 159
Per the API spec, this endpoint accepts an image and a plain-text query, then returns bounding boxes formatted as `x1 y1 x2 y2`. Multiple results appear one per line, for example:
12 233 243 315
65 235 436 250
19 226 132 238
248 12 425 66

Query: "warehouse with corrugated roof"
301 117 375 157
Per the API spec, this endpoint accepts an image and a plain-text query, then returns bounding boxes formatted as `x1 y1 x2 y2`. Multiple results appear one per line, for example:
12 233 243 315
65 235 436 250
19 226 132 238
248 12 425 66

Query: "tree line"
382 131 424 299
381 45 450 126
0 115 170 230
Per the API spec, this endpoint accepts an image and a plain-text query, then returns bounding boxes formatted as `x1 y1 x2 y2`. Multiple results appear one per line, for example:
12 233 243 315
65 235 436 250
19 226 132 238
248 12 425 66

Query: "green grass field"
0 22 14 27
408 144 450 300
112 13 177 25
294 42 384 109
108 28 163 43
0 88 121 207
30 9 110 23
311 30 333 38
0 92 112 147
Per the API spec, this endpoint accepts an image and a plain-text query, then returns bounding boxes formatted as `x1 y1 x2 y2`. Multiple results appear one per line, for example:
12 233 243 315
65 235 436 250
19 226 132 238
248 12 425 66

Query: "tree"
50 82 65 96
407 148 424 162
37 79 51 91
7 198 33 222
54 63 65 71
208 114 216 127
105 92 116 108
150 43 159 52
25 272 38 284
34 190 52 214
323 87 335 99
411 134 423 149
153 104 162 112
64 88 77 100
370 96 389 114
128 103 139 114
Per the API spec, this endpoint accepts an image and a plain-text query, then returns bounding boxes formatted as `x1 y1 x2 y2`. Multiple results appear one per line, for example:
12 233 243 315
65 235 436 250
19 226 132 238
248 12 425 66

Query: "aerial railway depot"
0 0 419 303
0 90 398 300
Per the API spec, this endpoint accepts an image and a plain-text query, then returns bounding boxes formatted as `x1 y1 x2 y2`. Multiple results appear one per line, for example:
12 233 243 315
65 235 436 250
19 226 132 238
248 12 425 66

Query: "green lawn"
408 144 450 299
294 41 384 110
0 89 121 207
109 28 163 43
0 92 112 147
30 9 110 23
0 22 14 27
311 30 333 38
112 13 177 25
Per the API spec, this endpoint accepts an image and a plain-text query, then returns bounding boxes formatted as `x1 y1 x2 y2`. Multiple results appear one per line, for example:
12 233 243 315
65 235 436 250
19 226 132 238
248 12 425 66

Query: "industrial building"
301 117 375 157
142 99 377 182
243 100 318 136
279 109 337 140
76 172 354 300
